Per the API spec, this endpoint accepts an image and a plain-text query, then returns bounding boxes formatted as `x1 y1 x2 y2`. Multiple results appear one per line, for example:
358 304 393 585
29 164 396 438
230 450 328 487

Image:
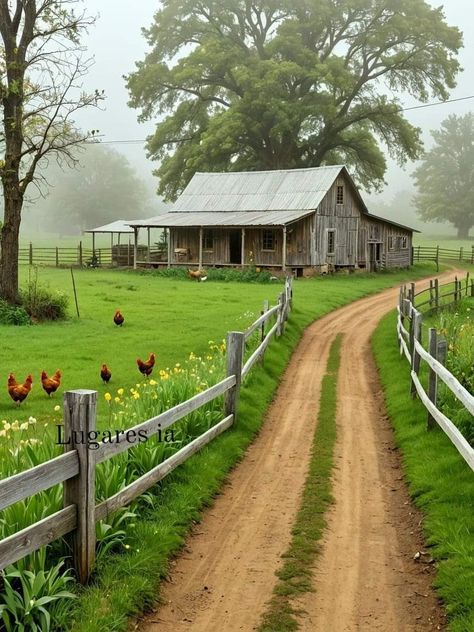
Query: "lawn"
413 233 474 251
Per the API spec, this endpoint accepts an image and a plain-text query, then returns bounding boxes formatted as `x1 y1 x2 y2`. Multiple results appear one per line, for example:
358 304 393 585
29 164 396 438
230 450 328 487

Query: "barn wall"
359 216 412 268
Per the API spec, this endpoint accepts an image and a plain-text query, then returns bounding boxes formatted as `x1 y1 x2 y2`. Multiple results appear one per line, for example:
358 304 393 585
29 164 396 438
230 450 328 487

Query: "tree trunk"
0 195 22 304
456 224 471 239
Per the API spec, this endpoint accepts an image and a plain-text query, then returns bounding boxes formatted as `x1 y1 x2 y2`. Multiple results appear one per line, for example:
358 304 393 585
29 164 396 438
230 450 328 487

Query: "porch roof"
129 209 313 228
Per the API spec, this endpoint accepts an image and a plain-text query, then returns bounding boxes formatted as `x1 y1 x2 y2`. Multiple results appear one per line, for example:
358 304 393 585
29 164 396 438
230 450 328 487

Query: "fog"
16 1 474 238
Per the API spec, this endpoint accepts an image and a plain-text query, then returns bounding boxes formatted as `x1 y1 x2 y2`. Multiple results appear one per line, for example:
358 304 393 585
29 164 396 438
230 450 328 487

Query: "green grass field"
413 234 474 251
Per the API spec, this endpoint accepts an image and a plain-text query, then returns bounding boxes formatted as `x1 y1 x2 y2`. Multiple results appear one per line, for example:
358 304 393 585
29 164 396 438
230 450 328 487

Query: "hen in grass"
137 353 155 377
100 364 112 384
114 309 124 326
8 373 33 406
41 370 62 397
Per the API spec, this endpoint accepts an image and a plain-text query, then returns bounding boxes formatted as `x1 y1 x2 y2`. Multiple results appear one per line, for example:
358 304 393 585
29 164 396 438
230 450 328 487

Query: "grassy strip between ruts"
372 312 474 632
66 264 440 632
258 334 342 632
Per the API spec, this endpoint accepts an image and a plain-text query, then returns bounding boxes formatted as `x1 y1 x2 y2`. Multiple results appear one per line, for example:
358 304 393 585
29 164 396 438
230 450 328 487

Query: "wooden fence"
0 278 293 582
396 274 474 473
412 245 474 270
18 243 114 267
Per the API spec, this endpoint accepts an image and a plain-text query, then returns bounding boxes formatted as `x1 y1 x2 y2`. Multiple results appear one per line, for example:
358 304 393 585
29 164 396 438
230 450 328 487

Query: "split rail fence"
412 244 474 270
397 274 474 472
0 278 293 582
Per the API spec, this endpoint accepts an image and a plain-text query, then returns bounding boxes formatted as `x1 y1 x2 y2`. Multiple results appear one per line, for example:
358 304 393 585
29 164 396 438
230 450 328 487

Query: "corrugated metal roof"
130 209 313 228
85 220 141 234
171 165 345 212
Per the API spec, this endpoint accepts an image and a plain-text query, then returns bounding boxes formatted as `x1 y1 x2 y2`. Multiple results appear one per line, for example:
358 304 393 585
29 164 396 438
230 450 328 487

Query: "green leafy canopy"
126 0 462 200
414 112 474 239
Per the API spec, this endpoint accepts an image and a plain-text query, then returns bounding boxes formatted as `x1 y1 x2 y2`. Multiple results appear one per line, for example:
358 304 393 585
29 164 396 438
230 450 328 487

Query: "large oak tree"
414 113 474 239
127 0 462 201
0 0 102 303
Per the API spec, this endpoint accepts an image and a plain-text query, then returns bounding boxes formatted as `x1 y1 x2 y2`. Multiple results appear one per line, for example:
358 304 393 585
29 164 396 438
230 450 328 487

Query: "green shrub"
0 300 31 326
138 265 274 283
20 284 69 321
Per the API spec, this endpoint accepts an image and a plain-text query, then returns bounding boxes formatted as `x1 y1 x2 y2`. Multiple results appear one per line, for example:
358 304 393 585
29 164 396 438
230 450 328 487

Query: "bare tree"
0 0 103 303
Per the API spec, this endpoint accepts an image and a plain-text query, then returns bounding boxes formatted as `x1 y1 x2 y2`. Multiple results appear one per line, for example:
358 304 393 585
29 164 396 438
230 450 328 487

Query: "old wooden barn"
130 166 416 274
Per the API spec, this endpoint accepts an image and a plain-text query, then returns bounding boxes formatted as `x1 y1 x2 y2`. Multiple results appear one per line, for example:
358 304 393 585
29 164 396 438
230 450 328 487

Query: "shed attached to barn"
129 166 416 273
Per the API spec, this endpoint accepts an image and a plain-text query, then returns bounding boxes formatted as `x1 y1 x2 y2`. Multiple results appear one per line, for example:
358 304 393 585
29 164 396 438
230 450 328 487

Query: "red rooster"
100 364 112 384
114 310 124 326
137 353 156 377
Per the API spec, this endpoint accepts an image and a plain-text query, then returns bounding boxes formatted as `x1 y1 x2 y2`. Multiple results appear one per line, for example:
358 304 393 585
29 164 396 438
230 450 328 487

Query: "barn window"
388 236 396 250
401 236 408 249
203 229 214 250
336 185 344 205
262 229 276 251
327 229 336 255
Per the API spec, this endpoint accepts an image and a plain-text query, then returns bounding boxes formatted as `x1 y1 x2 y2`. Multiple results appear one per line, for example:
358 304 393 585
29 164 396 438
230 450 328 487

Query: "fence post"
410 282 416 307
225 332 244 422
429 280 434 308
454 276 458 302
63 390 97 584
276 291 286 336
55 247 59 267
427 328 438 430
471 279 474 298
434 278 439 309
78 241 83 267
466 272 470 298
460 246 463 262
410 309 422 398
261 299 269 343
29 242 33 265
471 245 474 265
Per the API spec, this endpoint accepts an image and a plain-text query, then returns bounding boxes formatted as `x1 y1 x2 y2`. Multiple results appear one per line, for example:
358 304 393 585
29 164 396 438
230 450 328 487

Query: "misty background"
16 0 474 240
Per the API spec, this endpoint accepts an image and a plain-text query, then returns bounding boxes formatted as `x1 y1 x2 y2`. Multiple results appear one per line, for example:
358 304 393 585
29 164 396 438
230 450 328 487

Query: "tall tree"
37 144 153 233
0 0 102 303
127 0 461 201
414 113 474 239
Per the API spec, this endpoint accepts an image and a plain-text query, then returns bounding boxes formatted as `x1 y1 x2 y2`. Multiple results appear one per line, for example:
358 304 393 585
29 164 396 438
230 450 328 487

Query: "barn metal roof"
130 209 313 228
170 165 345 213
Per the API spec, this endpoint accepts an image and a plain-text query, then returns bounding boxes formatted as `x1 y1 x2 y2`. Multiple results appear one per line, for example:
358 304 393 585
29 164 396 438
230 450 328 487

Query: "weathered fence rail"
0 277 293 581
412 244 474 270
396 274 474 473
18 243 116 267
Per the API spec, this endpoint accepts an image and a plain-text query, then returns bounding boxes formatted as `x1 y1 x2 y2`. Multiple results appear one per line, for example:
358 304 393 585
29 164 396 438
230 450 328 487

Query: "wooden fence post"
460 247 464 262
434 278 439 310
55 247 59 267
78 241 83 267
225 332 244 422
427 328 438 429
410 310 422 398
410 282 416 307
471 279 474 298
471 245 474 265
454 276 459 302
63 390 97 584
261 299 269 343
29 242 33 265
276 291 286 337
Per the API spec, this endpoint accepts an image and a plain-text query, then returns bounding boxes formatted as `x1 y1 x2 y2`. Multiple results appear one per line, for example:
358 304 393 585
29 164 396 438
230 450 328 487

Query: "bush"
0 300 31 326
20 284 69 321
138 265 274 283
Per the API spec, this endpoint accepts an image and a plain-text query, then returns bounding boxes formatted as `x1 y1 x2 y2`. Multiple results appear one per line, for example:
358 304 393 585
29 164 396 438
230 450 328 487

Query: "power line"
97 94 474 146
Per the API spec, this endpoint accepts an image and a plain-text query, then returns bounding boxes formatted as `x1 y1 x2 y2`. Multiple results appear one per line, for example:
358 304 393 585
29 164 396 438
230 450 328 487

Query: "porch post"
167 228 172 268
199 226 203 269
241 228 245 268
282 225 287 271
118 233 121 246
133 227 138 270
147 227 151 263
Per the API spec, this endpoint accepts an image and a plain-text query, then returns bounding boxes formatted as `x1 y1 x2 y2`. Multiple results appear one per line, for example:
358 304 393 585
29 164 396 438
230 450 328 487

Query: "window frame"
202 229 214 251
262 229 276 252
388 235 396 251
336 185 344 206
400 235 408 250
327 229 336 255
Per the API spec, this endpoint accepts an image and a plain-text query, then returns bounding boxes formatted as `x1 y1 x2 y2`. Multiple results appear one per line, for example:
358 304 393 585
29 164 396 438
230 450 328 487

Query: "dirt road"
138 274 454 632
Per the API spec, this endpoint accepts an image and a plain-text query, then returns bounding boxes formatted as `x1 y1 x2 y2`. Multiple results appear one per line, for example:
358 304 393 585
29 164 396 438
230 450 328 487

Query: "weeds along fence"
0 278 293 583
396 273 474 472
412 244 474 270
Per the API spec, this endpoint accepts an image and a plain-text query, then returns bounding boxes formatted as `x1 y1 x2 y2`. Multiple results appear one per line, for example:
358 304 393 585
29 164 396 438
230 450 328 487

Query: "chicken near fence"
137 353 156 377
41 370 62 397
8 373 33 406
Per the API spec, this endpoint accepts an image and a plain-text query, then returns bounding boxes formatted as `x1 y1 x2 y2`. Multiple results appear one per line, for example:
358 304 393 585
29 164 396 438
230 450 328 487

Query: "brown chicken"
100 364 112 384
41 370 62 397
8 373 33 406
188 269 207 282
114 310 124 326
137 353 156 377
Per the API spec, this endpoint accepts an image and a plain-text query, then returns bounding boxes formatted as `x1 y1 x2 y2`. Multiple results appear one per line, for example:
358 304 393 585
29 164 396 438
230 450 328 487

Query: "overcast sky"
75 0 474 205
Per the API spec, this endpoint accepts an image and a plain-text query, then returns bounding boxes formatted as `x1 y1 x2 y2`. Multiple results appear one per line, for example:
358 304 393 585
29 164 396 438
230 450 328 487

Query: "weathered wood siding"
359 215 412 268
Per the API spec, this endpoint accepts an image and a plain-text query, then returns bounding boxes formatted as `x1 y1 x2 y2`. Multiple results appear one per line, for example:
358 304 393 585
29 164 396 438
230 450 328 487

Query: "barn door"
348 230 357 266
